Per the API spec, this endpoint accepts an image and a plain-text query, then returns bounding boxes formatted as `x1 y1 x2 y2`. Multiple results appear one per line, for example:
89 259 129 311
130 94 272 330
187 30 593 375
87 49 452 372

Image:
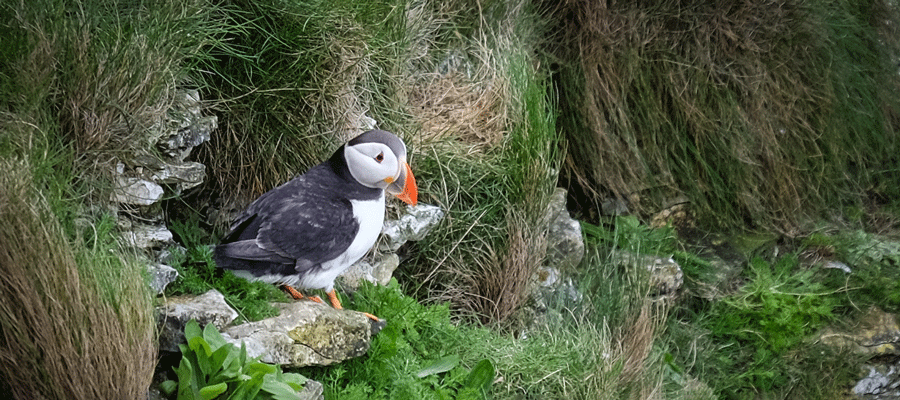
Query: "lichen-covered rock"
820 306 900 357
646 256 684 296
153 89 217 161
544 188 584 271
157 290 239 352
222 301 376 367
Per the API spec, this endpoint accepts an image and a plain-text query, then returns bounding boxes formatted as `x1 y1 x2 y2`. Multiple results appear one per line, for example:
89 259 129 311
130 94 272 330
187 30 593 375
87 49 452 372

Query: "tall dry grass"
551 0 900 231
0 161 156 399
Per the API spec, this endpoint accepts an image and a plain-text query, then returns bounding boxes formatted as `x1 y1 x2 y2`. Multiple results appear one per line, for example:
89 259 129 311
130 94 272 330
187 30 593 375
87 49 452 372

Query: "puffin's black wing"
213 164 360 276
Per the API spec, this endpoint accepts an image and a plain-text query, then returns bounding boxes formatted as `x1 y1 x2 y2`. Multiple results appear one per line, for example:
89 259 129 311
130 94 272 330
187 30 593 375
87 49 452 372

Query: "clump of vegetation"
161 320 309 399
551 0 900 230
0 161 156 399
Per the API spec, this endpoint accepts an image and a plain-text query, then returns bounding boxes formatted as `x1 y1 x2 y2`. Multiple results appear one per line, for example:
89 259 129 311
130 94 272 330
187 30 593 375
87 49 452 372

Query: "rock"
650 202 691 229
544 188 584 270
157 290 239 352
609 250 684 297
148 263 178 295
299 379 325 400
153 89 217 161
341 203 442 290
853 361 900 399
142 158 206 193
339 253 400 290
122 223 173 249
221 301 375 367
157 115 217 161
646 255 684 297
111 176 164 205
820 306 900 357
378 204 445 252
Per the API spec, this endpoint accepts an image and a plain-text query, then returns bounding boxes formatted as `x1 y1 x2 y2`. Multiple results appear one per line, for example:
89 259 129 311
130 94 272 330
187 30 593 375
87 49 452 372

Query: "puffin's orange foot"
326 289 380 321
362 312 380 322
282 285 304 300
282 285 324 304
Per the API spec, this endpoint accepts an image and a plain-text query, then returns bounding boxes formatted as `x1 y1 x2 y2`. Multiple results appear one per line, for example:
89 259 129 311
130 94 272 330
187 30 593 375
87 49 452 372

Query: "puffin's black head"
343 130 417 205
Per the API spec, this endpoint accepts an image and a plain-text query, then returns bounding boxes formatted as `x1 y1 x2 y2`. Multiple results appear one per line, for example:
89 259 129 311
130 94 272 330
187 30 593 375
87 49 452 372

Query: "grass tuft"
0 160 156 399
551 0 900 230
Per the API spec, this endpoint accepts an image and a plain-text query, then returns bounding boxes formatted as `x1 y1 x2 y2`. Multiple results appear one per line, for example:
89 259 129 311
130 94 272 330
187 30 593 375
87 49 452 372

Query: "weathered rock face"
222 301 378 367
378 204 445 252
821 307 900 357
157 290 380 368
853 360 900 400
544 188 585 271
112 88 216 262
157 290 238 352
147 263 178 295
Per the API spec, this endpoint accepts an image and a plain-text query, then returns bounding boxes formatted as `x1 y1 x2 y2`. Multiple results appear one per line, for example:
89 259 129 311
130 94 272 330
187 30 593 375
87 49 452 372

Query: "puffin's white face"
344 142 403 190
343 131 417 205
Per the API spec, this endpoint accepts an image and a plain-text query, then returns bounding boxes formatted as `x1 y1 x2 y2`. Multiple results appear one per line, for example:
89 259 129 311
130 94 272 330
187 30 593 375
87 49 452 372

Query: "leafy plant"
161 320 308 400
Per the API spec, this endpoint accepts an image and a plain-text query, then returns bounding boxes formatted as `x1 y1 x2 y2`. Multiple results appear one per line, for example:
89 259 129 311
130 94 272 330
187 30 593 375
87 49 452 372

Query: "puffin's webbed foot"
326 289 380 322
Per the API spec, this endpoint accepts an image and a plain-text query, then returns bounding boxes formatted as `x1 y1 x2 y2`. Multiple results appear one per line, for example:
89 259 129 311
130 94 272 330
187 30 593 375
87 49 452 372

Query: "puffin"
213 130 417 319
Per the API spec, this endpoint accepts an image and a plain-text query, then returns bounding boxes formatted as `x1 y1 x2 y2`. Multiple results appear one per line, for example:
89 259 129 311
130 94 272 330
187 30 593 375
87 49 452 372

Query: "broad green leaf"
416 355 461 378
199 382 228 400
245 361 278 377
261 374 302 400
185 320 202 342
203 321 228 350
160 380 178 395
280 372 308 391
464 359 495 395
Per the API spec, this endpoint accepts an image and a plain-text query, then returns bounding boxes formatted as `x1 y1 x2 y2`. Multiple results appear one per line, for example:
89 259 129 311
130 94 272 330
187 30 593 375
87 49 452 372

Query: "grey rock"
157 290 239 352
222 301 374 367
157 115 216 161
647 256 684 296
153 89 217 161
123 223 173 249
853 362 900 399
111 176 164 205
299 379 325 400
339 253 400 290
544 188 585 270
148 263 178 295
609 250 684 297
378 204 445 252
139 158 206 193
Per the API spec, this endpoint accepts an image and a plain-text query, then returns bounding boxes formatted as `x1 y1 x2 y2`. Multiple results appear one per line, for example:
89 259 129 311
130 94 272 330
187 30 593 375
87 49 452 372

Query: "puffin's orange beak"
387 161 417 205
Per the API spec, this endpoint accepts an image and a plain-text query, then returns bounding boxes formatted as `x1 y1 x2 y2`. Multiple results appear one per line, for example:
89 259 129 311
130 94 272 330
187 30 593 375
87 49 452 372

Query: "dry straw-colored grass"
552 0 900 230
409 72 507 149
0 161 156 400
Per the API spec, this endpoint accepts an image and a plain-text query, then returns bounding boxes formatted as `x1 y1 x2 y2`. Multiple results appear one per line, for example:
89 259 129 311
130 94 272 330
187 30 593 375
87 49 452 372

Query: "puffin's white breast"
298 194 385 291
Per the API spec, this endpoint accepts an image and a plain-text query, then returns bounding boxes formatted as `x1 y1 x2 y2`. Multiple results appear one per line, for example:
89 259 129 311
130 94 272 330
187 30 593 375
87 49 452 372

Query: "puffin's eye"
375 152 385 163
